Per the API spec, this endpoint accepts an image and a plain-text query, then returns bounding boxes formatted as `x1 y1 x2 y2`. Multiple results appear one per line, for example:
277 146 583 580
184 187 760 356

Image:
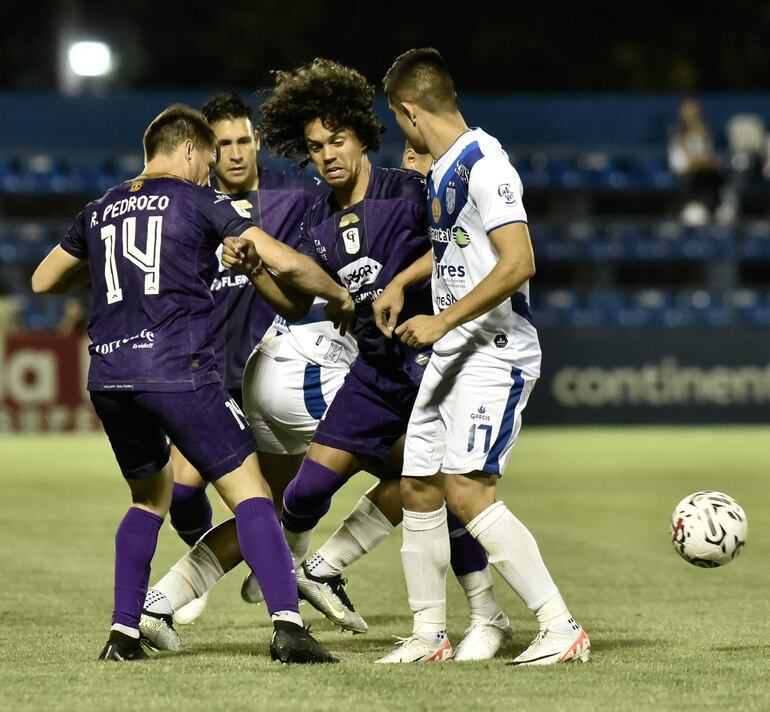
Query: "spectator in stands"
667 99 725 226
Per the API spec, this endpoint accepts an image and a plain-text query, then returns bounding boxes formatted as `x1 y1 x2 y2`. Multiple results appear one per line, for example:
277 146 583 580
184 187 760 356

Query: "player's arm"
31 245 90 294
222 228 354 334
248 265 314 322
373 249 433 337
396 222 535 348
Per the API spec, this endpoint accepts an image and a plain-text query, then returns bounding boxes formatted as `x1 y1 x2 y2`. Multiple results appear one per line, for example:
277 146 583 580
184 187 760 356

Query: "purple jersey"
298 167 432 384
60 176 252 391
209 168 325 392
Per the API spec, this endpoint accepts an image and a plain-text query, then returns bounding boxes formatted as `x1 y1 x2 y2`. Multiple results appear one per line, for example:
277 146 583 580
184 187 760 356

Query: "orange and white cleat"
375 634 453 663
508 625 590 666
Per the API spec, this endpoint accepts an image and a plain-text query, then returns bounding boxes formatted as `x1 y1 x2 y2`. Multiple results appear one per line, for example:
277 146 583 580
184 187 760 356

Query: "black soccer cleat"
269 621 340 664
98 629 149 661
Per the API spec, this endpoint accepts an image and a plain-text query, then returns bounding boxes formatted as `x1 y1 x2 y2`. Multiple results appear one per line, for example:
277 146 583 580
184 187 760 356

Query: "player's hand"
373 282 405 338
395 314 449 348
325 287 356 337
222 237 260 273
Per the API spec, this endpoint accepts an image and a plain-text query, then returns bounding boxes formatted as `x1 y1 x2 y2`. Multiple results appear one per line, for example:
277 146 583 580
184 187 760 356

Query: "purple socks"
169 483 213 547
112 507 164 629
235 497 299 615
281 457 347 533
447 509 489 576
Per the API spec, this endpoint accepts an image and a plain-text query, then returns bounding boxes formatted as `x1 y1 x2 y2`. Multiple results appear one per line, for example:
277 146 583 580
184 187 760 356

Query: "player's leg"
168 446 212 546
446 508 513 661
377 357 453 663
144 384 337 663
442 355 589 665
446 473 589 665
164 446 213 625
90 392 174 662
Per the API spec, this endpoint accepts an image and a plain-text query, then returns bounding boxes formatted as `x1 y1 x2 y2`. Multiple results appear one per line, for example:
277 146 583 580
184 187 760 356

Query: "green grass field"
1 427 768 711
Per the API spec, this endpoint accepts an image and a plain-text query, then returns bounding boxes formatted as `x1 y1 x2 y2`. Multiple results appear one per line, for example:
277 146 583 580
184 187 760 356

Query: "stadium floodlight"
68 41 112 77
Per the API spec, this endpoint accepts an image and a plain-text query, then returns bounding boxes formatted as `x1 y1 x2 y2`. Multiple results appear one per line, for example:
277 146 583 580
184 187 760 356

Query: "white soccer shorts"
402 350 536 477
242 347 348 455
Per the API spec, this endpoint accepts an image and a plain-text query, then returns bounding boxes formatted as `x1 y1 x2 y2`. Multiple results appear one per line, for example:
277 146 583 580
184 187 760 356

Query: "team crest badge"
232 199 253 218
339 213 360 228
446 185 456 214
431 196 442 223
342 227 360 254
129 180 143 192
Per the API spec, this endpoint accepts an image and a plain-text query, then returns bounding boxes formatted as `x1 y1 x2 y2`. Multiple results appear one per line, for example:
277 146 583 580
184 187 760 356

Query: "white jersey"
258 297 358 369
428 128 541 378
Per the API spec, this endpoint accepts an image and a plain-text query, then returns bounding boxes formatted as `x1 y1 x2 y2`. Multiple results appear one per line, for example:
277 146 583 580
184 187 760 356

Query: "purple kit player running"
139 61 512 662
31 104 350 663
166 93 325 625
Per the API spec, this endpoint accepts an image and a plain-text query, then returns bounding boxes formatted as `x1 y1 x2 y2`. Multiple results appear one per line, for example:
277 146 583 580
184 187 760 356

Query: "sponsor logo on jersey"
431 196 442 223
210 274 249 291
494 333 509 348
429 226 451 243
213 191 231 204
452 226 470 247
129 180 143 192
471 405 491 421
342 226 360 254
336 256 382 293
497 183 517 205
352 287 383 304
91 328 156 356
435 292 457 310
435 263 466 279
446 184 456 214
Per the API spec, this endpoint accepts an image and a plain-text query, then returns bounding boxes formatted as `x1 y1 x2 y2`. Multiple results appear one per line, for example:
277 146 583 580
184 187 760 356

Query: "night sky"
3 0 769 93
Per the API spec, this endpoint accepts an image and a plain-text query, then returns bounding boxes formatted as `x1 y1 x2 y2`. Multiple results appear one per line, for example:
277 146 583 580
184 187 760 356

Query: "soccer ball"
670 491 747 568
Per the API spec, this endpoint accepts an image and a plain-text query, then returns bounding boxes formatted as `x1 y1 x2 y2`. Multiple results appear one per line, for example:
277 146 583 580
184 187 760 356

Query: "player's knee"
400 475 444 512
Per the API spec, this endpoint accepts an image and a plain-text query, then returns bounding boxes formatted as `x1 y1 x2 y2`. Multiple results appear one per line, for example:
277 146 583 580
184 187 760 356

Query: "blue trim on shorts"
303 363 327 420
483 366 524 475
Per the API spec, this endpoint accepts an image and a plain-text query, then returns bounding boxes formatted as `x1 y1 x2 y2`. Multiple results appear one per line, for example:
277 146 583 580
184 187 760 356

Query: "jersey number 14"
100 216 162 304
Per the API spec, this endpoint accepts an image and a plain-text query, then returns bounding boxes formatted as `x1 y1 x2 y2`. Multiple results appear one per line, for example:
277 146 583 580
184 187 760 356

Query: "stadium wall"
527 327 770 425
2 328 769 432
3 92 770 151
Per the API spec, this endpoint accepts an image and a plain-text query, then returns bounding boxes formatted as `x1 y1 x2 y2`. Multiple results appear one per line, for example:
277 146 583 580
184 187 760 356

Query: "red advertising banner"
0 332 100 432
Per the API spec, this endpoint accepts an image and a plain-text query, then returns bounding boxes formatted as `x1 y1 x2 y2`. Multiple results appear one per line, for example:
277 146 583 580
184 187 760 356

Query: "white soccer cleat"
375 635 453 663
509 625 590 666
240 573 265 604
452 611 513 661
139 611 186 652
296 563 368 634
173 591 209 625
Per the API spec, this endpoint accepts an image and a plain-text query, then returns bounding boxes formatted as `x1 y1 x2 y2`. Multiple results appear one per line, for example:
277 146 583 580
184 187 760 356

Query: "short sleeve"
296 219 321 262
468 156 528 233
199 188 254 243
59 210 88 258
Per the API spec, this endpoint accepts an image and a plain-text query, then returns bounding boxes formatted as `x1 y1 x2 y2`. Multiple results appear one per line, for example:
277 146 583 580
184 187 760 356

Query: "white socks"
307 494 395 576
401 505 450 637
465 501 559 612
147 541 224 612
282 528 312 569
456 567 503 622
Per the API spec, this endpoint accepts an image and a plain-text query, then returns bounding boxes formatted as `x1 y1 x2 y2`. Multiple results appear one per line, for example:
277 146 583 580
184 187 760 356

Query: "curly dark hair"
201 92 253 125
259 58 384 165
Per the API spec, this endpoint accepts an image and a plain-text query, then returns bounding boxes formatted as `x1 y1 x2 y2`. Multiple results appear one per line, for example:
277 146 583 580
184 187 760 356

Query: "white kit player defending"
375 48 590 665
